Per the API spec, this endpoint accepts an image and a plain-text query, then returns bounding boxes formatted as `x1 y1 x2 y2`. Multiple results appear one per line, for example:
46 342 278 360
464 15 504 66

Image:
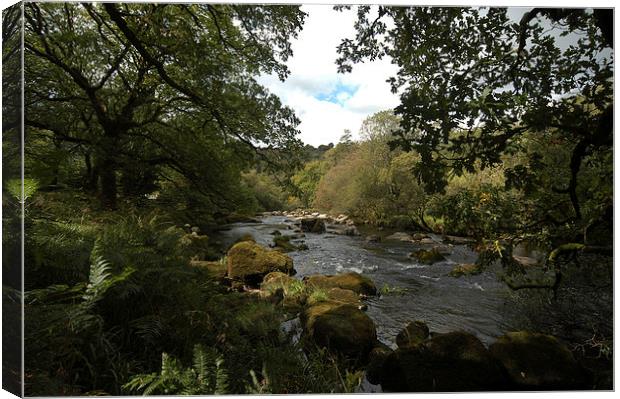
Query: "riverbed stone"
410 247 446 264
449 263 483 278
366 341 394 384
317 287 360 306
301 301 377 358
395 320 430 348
226 241 295 285
385 232 413 242
412 233 428 241
488 331 590 390
300 217 326 233
303 272 377 296
380 331 507 392
366 234 381 243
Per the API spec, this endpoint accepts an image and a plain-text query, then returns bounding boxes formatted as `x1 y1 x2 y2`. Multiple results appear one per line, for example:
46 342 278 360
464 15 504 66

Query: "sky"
258 5 400 147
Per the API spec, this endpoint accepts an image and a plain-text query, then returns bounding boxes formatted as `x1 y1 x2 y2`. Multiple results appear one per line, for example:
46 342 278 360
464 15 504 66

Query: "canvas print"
1 1 614 396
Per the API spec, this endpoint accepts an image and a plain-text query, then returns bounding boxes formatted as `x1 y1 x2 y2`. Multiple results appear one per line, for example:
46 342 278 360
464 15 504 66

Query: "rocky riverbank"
189 225 609 392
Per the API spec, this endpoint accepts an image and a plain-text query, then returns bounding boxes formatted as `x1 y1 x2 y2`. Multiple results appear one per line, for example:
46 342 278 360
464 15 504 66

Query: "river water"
215 216 613 350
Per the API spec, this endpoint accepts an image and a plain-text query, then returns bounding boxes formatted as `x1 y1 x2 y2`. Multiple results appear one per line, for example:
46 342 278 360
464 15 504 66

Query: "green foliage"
123 345 229 395
24 2 305 209
428 184 521 238
5 178 39 204
242 169 289 211
291 160 328 208
337 6 612 246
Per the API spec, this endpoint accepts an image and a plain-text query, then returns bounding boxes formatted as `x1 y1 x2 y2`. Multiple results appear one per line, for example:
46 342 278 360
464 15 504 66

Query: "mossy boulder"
226 241 295 286
307 287 360 306
301 301 377 358
366 341 394 384
395 320 430 348
260 272 306 312
449 263 483 278
272 235 297 252
380 331 507 392
410 247 446 264
261 271 296 287
489 331 590 390
303 272 377 296
300 217 326 233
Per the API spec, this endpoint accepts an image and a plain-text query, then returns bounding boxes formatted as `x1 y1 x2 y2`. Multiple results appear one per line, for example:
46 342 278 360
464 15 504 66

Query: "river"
215 215 613 351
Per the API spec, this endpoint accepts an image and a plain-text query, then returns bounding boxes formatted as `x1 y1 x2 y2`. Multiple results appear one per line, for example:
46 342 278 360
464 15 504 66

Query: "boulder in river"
260 271 306 311
366 341 394 384
307 287 360 306
303 272 377 296
489 331 590 390
410 247 446 264
443 235 476 245
301 301 377 359
385 232 413 242
396 320 430 348
365 234 381 243
329 225 360 236
226 241 295 286
380 331 507 392
449 263 483 278
300 217 326 233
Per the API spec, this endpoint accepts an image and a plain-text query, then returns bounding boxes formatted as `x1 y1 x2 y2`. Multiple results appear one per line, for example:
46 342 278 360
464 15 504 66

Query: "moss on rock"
300 217 326 233
380 331 507 392
395 320 430 348
227 241 295 285
306 287 360 306
410 247 446 264
303 272 377 296
489 331 590 389
449 263 483 278
301 301 377 358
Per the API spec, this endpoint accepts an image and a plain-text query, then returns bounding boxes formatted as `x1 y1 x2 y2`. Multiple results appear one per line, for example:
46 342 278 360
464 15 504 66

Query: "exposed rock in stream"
379 331 507 392
226 241 295 286
300 217 326 233
304 272 377 296
489 331 591 390
301 301 377 359
395 320 430 348
409 247 446 264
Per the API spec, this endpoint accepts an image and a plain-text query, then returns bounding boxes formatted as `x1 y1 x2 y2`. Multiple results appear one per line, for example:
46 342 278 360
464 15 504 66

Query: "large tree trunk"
99 157 117 209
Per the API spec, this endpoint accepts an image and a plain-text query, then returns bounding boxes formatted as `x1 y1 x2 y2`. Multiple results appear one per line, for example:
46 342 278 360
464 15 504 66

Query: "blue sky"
258 5 400 146
315 82 360 106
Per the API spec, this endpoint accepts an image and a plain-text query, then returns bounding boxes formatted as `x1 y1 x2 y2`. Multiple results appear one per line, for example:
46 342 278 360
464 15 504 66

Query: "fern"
124 345 228 395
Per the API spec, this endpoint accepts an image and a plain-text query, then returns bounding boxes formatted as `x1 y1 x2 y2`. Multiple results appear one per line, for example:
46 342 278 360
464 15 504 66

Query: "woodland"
1 3 614 395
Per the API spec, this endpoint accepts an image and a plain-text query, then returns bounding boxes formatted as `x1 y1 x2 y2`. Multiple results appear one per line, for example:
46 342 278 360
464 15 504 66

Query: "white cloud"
258 5 400 146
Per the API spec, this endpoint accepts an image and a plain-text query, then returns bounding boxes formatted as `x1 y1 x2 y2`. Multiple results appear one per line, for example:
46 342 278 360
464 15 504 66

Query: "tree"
24 3 306 208
336 6 612 239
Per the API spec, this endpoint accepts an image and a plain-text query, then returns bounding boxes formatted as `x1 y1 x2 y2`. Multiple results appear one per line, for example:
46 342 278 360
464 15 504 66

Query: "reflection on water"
215 216 612 348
